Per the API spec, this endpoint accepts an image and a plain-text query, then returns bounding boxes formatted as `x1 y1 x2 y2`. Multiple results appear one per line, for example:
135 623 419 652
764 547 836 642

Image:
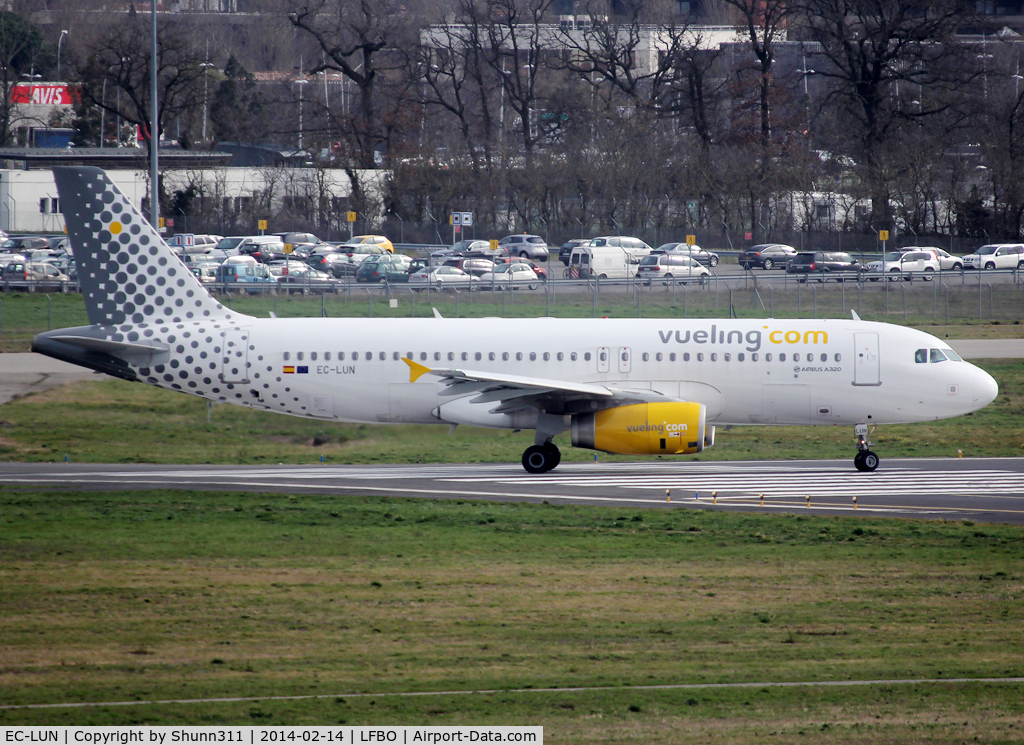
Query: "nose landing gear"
854 423 879 472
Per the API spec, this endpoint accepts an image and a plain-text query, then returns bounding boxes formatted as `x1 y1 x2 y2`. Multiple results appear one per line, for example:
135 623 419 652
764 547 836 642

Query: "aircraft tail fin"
53 166 237 326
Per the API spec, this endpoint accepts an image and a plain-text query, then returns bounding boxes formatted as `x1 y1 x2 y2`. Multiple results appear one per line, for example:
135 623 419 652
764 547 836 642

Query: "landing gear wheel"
523 444 558 474
544 442 561 469
854 451 879 472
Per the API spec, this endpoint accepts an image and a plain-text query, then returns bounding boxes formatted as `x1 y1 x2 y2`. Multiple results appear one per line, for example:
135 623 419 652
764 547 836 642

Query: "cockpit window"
929 348 948 363
943 348 962 361
915 349 927 363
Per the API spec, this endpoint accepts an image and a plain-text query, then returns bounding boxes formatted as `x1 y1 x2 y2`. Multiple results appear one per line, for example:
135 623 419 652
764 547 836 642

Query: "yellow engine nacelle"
571 401 709 455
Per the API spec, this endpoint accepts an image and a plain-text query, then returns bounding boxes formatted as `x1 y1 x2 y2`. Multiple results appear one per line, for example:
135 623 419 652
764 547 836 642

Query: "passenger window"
448 352 455 361
599 351 607 361
670 353 677 362
766 353 772 361
682 353 689 361
820 354 827 363
489 352 495 361
710 353 717 362
656 353 663 361
571 352 577 361
379 352 386 361
434 352 441 361
738 353 744 361
642 353 649 361
503 352 509 361
461 352 468 361
420 352 427 361
310 352 317 361
834 354 841 362
283 352 290 361
751 353 758 361
697 353 704 361
516 352 523 361
779 353 786 362
557 352 564 361
339 352 345 360
393 352 400 361
475 352 481 361
584 352 591 361
530 352 537 361
724 353 730 361
297 352 304 361
543 352 549 361
793 353 799 362
353 352 359 361
915 349 928 363
930 348 948 363
367 352 373 360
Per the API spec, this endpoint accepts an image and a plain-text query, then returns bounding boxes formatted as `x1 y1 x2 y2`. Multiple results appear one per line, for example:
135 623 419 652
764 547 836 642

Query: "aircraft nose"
971 365 999 409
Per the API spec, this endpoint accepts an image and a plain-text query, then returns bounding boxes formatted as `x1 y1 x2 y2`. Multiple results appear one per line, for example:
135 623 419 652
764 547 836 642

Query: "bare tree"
795 0 971 230
75 15 208 157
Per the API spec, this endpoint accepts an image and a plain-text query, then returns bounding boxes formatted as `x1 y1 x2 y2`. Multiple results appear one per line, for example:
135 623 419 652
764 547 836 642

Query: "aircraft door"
597 347 610 373
853 332 880 386
220 329 249 384
617 347 631 373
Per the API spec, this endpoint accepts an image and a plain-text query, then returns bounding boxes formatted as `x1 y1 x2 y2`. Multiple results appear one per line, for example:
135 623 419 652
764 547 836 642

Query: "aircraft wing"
403 358 678 415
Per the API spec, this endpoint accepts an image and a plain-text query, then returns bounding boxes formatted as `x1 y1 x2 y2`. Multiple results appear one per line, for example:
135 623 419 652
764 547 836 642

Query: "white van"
568 244 649 279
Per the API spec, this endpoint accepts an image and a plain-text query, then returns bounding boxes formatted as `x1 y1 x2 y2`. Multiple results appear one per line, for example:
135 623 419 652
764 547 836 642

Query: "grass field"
2 488 1023 741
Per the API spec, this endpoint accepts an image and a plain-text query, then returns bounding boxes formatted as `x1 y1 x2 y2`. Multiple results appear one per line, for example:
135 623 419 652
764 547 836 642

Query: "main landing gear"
523 442 561 473
854 423 879 472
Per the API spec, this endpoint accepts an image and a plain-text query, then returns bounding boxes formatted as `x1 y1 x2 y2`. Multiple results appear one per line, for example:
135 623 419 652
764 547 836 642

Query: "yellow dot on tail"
109 222 122 234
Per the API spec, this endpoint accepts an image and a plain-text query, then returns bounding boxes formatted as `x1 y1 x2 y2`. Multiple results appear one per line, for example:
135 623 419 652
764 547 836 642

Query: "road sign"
452 213 462 226
347 212 357 223
461 212 473 227
879 230 889 242
490 239 498 251
686 235 696 246
258 219 267 231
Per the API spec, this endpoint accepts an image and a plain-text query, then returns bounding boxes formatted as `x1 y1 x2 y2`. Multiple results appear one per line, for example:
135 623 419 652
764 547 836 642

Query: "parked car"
277 269 339 294
442 256 496 277
356 254 412 283
786 251 869 282
267 260 312 278
653 243 720 267
865 250 940 281
478 262 541 289
172 233 222 253
309 251 357 277
963 243 1024 270
492 255 547 280
636 253 709 283
498 233 549 261
558 238 590 265
190 262 221 285
588 235 653 253
1 236 49 253
214 260 278 292
738 243 797 270
45 236 72 255
340 234 395 254
274 232 327 253
431 239 491 259
239 241 288 263
2 260 70 290
409 265 479 292
900 246 963 271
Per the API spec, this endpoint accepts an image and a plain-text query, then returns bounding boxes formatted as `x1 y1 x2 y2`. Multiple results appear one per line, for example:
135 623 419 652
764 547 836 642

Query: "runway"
2 457 1024 524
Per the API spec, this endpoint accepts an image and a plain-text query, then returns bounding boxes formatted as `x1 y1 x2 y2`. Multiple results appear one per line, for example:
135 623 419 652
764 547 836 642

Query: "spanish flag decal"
283 366 295 374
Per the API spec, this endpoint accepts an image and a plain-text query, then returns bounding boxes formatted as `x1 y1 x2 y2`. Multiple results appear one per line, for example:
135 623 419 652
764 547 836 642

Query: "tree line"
8 0 1024 248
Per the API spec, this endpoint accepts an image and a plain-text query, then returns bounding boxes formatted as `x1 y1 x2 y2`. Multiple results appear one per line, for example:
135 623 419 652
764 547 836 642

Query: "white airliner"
34 167 998 473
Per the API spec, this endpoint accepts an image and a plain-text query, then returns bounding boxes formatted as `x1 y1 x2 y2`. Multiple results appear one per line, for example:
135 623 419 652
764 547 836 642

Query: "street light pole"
150 0 159 231
57 30 68 80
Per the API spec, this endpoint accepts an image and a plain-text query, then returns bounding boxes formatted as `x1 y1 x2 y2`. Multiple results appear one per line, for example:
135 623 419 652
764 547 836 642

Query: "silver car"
498 234 549 261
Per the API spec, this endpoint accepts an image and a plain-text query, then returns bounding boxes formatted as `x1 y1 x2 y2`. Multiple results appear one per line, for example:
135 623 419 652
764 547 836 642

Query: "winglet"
851 309 861 321
403 357 432 383
433 307 444 319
